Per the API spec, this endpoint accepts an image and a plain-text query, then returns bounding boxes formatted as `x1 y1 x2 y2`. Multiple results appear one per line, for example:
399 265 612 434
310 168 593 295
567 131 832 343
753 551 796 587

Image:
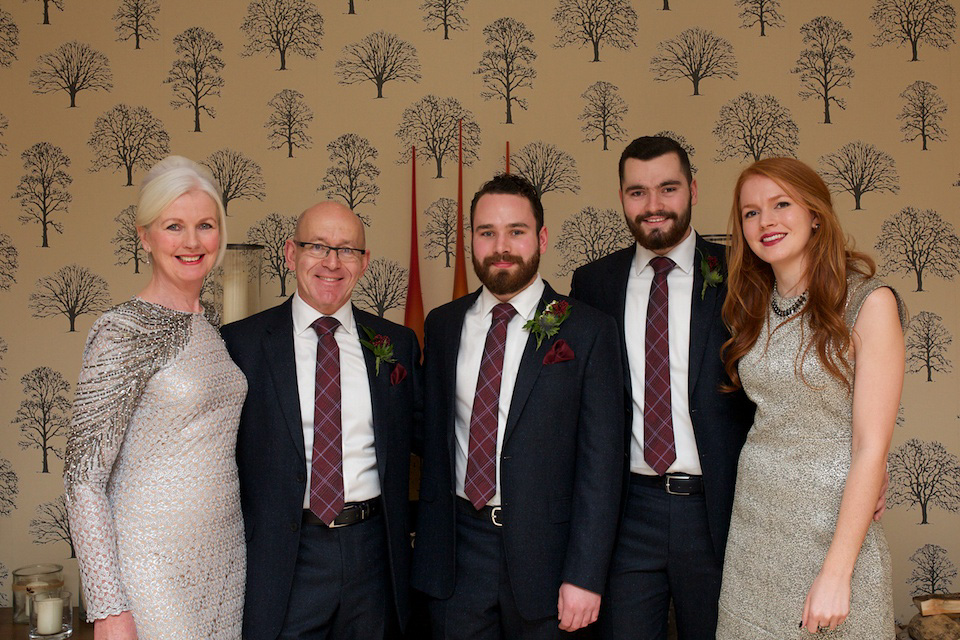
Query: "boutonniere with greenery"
698 249 723 299
523 299 572 349
359 325 397 375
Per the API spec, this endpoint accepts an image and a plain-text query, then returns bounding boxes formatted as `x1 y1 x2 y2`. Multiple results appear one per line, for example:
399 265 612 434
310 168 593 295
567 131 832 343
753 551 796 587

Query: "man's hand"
557 582 601 632
873 470 889 521
94 610 137 640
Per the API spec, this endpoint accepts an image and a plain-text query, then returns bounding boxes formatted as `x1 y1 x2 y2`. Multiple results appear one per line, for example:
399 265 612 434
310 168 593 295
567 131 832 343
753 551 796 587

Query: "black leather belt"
302 497 382 528
631 473 703 496
456 497 503 527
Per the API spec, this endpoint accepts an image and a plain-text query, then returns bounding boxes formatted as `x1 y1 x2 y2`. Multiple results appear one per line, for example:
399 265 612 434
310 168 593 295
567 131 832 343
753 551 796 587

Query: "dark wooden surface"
0 607 94 639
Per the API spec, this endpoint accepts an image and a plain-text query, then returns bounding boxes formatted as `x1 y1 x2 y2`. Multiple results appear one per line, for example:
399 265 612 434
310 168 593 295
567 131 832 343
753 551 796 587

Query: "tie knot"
492 303 517 324
311 316 340 337
650 256 676 276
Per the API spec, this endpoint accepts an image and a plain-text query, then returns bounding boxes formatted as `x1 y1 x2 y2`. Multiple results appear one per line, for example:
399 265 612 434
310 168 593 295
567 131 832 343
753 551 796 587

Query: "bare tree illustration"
818 141 899 210
791 16 854 125
113 0 159 50
906 311 953 381
871 0 956 61
0 233 17 290
578 81 628 151
713 92 798 162
13 142 72 248
421 0 469 40
0 113 7 156
475 17 536 124
649 27 738 96
0 9 19 66
889 438 960 524
395 95 481 179
29 265 112 332
241 0 324 71
552 0 638 62
908 544 958 595
246 213 296 297
898 80 948 150
112 205 144 273
335 31 421 99
735 0 783 36
165 27 224 133
88 104 170 186
421 197 466 267
355 258 407 318
266 89 313 158
203 149 265 215
511 141 579 199
0 456 17 516
14 367 70 473
653 130 697 173
0 337 6 381
318 133 379 225
555 206 633 276
0 563 7 606
25 0 64 25
30 41 113 108
874 207 960 291
346 0 367 13
200 266 223 321
30 496 74 557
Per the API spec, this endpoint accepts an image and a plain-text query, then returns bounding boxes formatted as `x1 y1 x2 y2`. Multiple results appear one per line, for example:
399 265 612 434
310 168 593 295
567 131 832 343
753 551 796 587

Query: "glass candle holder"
11 564 64 625
29 590 72 639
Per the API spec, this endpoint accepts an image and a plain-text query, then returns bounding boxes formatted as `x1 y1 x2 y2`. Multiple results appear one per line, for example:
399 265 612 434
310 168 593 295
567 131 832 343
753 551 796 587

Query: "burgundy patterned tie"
310 316 344 525
464 303 518 509
644 256 677 475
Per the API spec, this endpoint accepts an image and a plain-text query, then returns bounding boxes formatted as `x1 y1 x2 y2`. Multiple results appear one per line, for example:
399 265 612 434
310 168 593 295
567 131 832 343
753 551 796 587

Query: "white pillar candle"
35 594 63 635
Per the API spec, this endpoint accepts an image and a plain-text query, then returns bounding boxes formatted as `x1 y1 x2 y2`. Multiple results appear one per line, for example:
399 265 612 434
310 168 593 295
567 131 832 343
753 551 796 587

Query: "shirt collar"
477 274 545 323
292 292 357 338
632 228 697 276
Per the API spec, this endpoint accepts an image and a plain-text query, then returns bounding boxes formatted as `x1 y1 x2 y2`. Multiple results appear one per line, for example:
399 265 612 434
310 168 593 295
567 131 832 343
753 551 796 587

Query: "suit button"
290 522 299 532
297 473 306 483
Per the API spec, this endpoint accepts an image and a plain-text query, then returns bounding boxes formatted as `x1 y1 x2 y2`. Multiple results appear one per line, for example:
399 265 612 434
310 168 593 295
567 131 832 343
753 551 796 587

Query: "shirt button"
290 522 299 532
297 473 306 483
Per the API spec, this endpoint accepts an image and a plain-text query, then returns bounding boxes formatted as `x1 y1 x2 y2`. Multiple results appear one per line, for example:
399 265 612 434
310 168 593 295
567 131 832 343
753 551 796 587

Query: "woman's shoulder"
83 298 197 358
844 273 908 331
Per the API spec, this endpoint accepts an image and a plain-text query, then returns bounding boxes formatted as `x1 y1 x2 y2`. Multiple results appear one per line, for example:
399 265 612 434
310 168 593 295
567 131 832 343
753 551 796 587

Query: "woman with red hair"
716 158 905 638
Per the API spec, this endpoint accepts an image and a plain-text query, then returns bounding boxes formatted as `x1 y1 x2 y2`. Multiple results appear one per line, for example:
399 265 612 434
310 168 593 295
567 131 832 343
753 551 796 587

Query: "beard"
472 250 540 297
625 197 693 252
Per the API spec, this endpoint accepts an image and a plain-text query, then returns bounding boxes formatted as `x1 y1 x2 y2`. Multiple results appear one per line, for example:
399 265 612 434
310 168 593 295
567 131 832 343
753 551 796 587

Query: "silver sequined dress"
717 276 905 639
64 298 247 639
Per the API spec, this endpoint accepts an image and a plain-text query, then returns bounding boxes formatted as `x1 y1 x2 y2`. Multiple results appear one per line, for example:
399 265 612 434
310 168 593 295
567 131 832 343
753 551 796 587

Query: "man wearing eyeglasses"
221 201 422 640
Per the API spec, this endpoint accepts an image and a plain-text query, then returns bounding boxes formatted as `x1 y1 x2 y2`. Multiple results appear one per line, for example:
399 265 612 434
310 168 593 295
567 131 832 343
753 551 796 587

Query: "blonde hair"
137 155 228 267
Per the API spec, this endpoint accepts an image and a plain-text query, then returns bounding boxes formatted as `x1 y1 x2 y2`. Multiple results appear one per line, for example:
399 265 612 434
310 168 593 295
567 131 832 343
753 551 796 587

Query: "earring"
143 249 151 265
814 223 820 230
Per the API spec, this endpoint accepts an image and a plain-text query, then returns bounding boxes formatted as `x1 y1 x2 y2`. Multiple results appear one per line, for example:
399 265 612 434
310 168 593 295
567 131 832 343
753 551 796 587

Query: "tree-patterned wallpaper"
0 0 956 624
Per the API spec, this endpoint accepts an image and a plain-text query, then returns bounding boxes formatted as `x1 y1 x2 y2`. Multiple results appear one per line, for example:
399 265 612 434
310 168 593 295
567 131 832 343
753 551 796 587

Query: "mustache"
481 253 523 267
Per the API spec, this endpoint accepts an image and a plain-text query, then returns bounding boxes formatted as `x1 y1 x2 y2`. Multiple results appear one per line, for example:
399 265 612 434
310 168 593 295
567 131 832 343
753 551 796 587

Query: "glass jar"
12 564 64 625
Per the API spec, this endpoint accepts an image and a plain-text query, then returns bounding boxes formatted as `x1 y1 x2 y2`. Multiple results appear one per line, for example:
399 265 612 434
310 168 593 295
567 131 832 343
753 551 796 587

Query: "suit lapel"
353 308 390 477
688 234 721 399
263 299 306 463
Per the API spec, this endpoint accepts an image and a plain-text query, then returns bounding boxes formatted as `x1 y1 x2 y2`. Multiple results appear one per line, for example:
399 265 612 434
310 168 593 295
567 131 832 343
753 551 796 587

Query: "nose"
646 191 662 213
757 208 775 228
184 227 200 248
320 248 342 268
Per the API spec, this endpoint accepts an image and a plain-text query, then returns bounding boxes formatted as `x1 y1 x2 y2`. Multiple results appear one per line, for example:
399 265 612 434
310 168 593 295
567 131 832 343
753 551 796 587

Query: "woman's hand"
94 611 137 640
801 572 850 634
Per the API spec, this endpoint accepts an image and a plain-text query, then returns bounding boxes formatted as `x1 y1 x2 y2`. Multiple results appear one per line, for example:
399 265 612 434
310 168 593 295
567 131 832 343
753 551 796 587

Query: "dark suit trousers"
427 505 561 640
598 476 721 640
278 511 394 640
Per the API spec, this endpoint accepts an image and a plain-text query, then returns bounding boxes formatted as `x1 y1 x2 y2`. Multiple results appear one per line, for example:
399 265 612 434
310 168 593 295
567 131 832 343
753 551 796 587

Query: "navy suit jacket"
221 299 421 639
569 235 755 561
411 282 624 621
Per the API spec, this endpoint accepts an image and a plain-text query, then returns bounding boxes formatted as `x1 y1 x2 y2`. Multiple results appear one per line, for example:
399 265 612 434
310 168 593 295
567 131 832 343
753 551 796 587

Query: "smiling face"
138 190 221 292
284 202 369 315
471 193 548 301
619 153 697 255
738 174 819 285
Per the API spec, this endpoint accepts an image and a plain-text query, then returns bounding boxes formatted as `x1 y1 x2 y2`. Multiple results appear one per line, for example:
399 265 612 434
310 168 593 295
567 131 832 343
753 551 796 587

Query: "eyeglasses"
293 241 367 262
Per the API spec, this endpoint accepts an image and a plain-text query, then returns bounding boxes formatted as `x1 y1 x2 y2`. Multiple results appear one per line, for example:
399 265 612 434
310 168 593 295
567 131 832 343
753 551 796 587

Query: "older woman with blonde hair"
64 156 246 639
716 158 905 639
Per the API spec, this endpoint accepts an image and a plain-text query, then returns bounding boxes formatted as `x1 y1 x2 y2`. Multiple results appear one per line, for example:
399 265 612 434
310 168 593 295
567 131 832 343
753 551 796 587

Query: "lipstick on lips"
760 232 786 246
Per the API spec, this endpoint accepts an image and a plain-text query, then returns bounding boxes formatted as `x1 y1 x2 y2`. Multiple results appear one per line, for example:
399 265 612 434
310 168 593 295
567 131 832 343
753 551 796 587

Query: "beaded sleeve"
63 300 193 620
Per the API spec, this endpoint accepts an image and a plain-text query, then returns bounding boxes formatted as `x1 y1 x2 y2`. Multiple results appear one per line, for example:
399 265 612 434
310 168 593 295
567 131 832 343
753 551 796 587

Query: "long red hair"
722 158 875 391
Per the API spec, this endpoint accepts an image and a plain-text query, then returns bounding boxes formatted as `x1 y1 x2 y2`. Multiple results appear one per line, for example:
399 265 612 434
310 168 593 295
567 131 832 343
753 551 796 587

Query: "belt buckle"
664 475 689 496
490 506 503 527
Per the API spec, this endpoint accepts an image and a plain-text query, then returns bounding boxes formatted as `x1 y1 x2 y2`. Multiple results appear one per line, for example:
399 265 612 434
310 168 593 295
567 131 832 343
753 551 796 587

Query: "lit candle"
35 593 63 635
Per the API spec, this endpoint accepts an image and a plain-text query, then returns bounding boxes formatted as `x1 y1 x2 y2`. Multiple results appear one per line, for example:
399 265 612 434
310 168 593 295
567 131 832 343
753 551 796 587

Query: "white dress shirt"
454 275 546 506
291 293 380 508
624 231 703 476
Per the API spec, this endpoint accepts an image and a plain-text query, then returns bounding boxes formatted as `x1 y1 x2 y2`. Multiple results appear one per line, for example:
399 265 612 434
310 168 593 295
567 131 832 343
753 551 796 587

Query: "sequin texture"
64 298 247 638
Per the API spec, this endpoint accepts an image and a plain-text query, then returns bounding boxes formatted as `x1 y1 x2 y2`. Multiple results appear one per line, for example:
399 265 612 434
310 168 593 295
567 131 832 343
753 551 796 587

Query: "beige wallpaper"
0 0 957 625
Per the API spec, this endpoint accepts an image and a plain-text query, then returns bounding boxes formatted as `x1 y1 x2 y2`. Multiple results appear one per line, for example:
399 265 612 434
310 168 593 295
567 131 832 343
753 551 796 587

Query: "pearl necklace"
771 282 808 318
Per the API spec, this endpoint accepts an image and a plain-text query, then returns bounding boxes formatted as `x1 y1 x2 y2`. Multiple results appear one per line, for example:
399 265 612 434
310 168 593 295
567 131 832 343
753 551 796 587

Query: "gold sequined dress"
717 276 905 639
64 298 247 639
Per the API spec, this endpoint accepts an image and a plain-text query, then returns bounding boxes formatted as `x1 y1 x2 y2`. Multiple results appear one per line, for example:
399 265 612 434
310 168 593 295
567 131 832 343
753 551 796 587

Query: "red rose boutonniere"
523 299 572 349
698 249 723 299
359 325 397 376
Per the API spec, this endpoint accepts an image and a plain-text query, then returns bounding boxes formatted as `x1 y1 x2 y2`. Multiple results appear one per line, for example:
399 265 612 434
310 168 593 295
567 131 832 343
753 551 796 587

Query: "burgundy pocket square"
390 363 407 386
543 339 574 365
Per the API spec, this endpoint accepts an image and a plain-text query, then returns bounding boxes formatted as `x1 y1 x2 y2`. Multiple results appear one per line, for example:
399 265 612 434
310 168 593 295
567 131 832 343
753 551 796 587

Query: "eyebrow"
623 179 683 191
474 221 531 230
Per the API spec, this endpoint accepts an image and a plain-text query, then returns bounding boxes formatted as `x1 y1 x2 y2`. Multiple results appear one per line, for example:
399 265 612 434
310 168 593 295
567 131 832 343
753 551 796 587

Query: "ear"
538 225 548 255
689 179 699 206
137 226 150 253
283 239 297 272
